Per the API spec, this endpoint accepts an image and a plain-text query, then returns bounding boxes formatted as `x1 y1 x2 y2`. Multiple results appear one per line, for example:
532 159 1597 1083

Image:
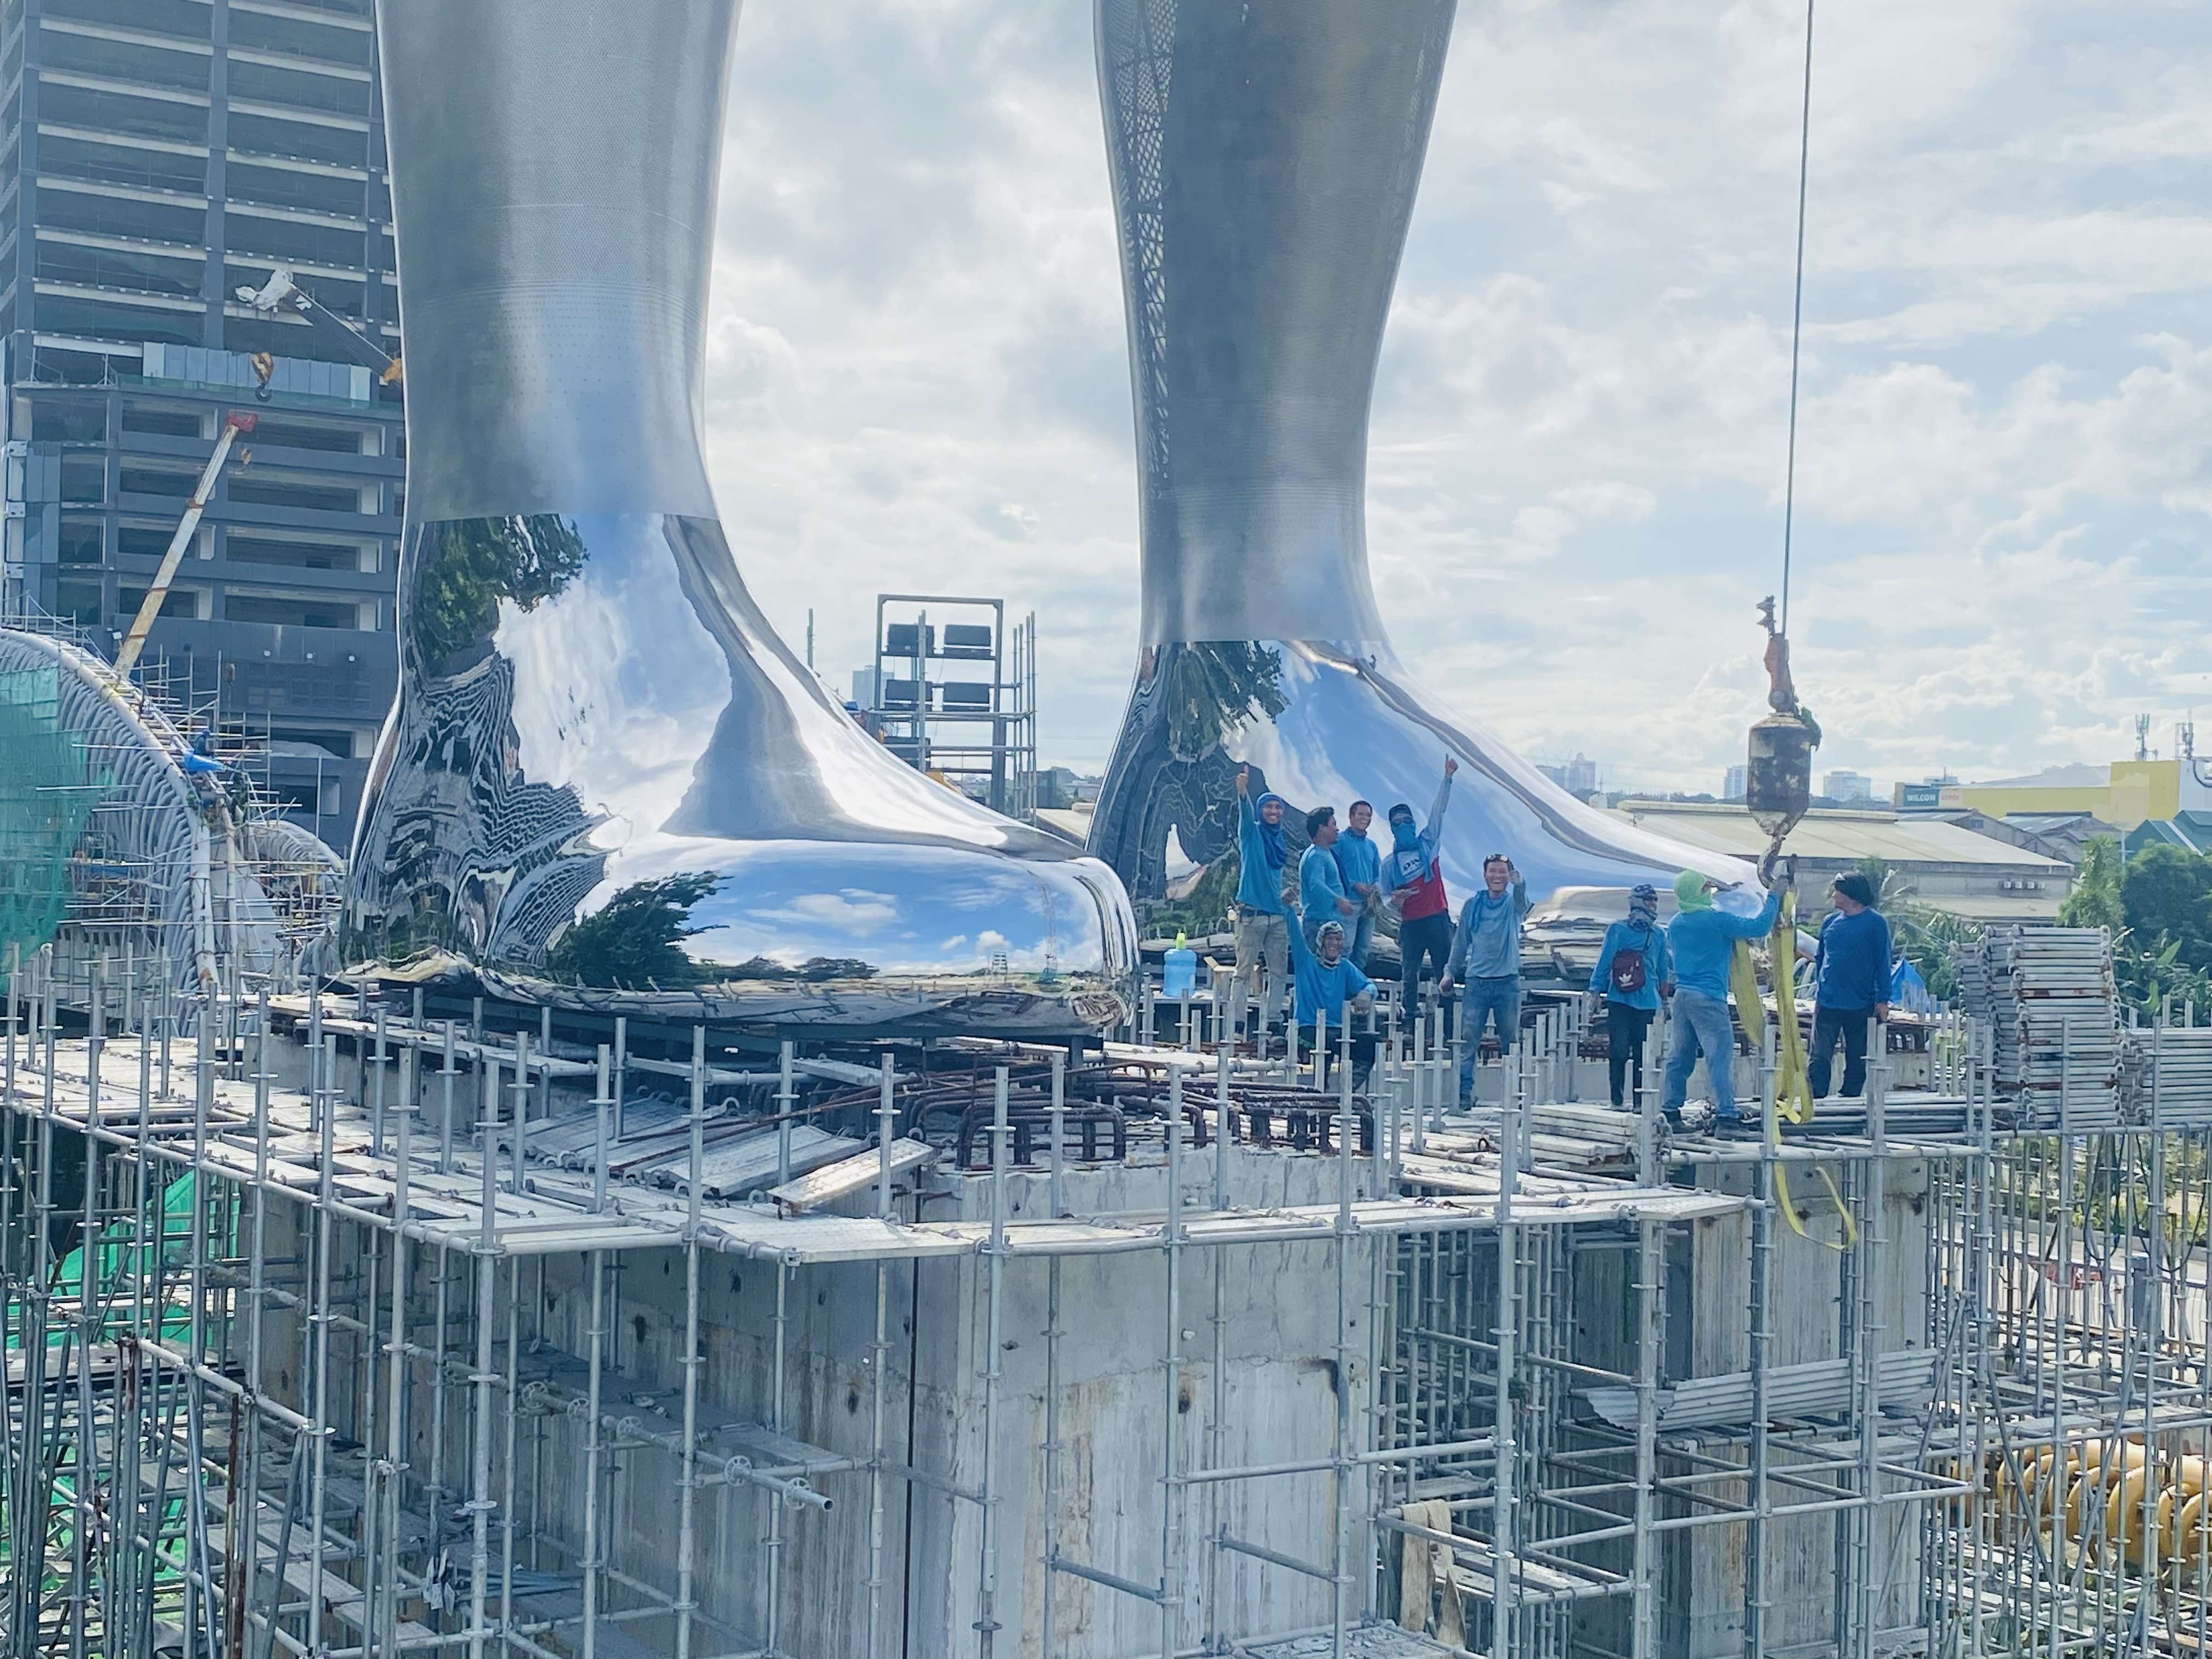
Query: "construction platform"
1 944 2210 1658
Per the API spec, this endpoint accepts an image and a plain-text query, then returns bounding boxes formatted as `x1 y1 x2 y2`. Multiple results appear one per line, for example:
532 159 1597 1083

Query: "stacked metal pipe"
1980 926 2121 1128
2122 1024 2212 1125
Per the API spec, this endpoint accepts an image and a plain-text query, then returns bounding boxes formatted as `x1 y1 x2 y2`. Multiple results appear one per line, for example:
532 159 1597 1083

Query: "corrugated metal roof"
1609 804 2068 869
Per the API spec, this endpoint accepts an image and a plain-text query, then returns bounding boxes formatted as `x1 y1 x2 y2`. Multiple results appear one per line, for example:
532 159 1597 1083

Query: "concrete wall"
1570 1156 1933 1658
251 1045 1386 1656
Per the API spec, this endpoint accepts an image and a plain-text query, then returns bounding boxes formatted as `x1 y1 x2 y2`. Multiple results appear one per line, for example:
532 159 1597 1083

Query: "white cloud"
697 2 2212 792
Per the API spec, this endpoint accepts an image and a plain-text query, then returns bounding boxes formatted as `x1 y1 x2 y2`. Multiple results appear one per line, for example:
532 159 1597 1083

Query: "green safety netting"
7 1171 210 1351
0 664 111 962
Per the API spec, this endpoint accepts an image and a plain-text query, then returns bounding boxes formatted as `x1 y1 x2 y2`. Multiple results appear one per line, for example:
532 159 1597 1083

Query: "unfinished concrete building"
2 927 2211 1656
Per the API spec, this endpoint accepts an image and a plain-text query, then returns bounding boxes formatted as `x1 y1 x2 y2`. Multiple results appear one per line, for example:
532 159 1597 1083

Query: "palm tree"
1854 855 1974 1002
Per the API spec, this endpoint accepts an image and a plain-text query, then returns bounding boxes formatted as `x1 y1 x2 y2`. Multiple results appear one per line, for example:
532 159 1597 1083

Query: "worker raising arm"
1661 871 1780 1130
1232 766 1294 1035
1383 757 1458 1020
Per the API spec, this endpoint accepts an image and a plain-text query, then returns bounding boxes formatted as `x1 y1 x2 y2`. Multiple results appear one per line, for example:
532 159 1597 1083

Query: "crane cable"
1778 0 1815 635
1753 1 1854 1249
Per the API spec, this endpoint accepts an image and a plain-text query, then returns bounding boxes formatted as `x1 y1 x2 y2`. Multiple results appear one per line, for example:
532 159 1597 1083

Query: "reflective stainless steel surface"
1089 640 1750 909
1090 0 1751 908
347 0 1135 1028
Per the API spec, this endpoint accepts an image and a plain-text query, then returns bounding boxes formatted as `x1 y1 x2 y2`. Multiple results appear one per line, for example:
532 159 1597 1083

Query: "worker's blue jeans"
1663 988 1740 1119
1458 974 1521 1101
1347 910 1374 975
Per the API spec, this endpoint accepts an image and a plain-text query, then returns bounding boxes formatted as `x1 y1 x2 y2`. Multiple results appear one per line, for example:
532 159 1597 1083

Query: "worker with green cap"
1660 868 1778 1128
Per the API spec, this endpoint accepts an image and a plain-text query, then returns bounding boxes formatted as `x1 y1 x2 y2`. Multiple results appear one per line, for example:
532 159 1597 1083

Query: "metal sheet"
767 1137 936 1214
348 0 1138 1030
1087 1 1752 909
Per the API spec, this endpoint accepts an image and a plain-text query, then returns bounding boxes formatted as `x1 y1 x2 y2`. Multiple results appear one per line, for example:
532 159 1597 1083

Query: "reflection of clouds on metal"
345 0 1134 1029
1089 0 1751 910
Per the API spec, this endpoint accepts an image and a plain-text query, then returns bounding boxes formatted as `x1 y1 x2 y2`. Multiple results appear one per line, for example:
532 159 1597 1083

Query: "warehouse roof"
1607 803 2069 870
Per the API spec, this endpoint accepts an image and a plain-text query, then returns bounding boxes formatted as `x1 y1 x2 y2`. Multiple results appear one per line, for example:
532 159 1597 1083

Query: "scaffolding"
862 594 1040 820
0 621 341 1020
1 938 2211 1656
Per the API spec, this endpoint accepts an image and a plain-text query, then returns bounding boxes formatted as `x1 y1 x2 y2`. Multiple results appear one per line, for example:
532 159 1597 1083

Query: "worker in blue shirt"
1232 766 1293 1034
1334 800 1383 972
1662 870 1779 1128
1286 916 1378 1082
1441 853 1530 1103
1587 883 1673 1108
1286 915 1375 1029
1299 806 1357 953
1806 871 1893 1099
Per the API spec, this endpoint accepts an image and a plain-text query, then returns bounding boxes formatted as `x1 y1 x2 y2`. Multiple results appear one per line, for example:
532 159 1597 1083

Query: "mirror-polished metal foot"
1090 0 1747 914
1088 638 1749 910
343 0 1136 1030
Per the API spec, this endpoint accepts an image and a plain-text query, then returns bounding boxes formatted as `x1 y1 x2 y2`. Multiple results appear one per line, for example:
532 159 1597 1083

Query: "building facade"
0 0 399 843
1608 801 2074 924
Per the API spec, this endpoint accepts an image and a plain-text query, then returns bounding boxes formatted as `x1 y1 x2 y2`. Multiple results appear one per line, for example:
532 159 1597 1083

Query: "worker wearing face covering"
1383 757 1459 1019
1661 868 1778 1128
1233 766 1293 1034
1588 883 1673 1108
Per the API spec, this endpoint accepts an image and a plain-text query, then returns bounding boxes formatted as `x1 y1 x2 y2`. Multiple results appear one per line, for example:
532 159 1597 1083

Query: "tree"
2058 837 2212 1017
2057 836 2125 934
547 872 720 989
411 512 590 671
2121 844 2212 972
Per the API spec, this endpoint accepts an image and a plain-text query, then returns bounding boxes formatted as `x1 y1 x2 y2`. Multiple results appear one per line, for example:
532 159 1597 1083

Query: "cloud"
697 1 2212 794
753 889 901 934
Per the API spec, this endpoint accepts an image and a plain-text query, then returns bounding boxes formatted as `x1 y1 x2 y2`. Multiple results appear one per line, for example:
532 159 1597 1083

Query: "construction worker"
1588 883 1673 1108
1287 916 1378 1079
1232 766 1293 1034
1442 852 1530 1104
1807 871 1893 1099
1334 799 1383 972
1383 757 1458 1020
1662 870 1779 1130
1300 806 1357 953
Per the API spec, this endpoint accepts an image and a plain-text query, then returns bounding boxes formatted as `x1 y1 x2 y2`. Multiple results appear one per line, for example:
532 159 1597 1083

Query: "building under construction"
1 918 2210 1657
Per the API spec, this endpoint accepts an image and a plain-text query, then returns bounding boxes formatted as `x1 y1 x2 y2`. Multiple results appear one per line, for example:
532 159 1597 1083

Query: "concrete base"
255 1063 1385 1656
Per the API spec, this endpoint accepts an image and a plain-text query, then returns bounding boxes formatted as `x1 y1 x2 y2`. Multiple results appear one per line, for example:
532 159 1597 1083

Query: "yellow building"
1947 759 2210 830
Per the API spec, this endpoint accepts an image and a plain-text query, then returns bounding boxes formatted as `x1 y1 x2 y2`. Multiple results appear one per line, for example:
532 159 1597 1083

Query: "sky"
698 0 2212 799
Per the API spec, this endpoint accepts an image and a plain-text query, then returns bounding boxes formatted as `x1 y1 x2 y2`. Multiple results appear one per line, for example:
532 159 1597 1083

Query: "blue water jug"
1163 932 1198 1001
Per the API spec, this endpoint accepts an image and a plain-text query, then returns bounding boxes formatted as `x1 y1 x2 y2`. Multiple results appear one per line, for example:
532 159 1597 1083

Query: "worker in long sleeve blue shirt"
1232 766 1293 1032
1334 800 1383 972
1441 853 1530 1103
1286 915 1375 1029
1807 871 1893 1099
1286 916 1379 1084
1662 870 1779 1126
1299 806 1357 953
1587 883 1673 1108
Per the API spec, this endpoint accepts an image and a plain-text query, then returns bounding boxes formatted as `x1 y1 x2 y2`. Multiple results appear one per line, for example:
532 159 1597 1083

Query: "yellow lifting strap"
1728 893 1857 1250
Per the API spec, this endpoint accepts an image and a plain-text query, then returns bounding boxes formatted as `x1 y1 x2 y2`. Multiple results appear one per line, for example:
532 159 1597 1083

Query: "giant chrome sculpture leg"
1088 0 1746 908
345 0 1134 1028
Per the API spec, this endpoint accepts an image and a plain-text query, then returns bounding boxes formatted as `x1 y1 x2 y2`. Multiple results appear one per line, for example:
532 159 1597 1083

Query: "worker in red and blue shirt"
1382 757 1457 1018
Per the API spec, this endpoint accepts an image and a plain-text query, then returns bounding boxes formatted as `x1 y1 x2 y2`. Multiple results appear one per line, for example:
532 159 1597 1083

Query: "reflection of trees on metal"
1163 641 1285 761
547 871 719 989
411 514 588 672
